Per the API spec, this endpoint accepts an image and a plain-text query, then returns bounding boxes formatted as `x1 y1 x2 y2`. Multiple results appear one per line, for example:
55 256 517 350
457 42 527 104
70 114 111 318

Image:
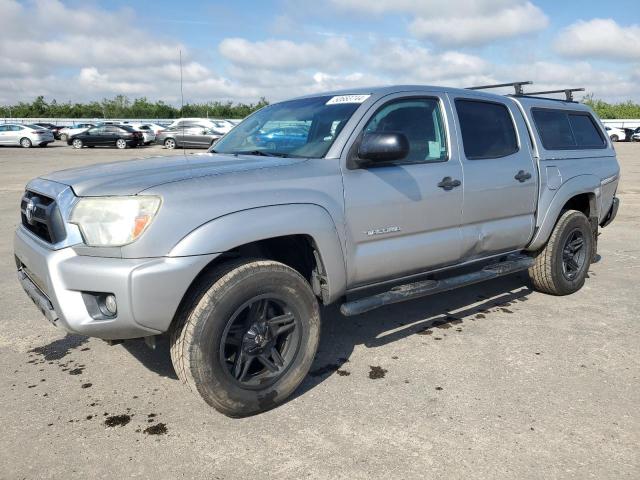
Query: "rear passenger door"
450 96 538 259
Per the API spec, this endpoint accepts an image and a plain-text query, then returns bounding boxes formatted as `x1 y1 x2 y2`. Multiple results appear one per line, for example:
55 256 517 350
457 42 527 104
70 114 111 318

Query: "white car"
59 123 96 142
130 124 157 145
122 121 166 135
168 118 232 135
0 124 54 148
604 126 626 142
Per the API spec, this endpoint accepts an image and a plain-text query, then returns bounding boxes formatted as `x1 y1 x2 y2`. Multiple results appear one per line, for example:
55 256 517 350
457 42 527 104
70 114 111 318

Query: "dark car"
68 125 143 149
253 126 309 151
33 122 66 139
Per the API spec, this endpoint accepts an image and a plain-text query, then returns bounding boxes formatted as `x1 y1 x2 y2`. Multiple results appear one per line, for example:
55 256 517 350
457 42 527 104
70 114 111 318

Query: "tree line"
0 95 269 119
1 94 639 120
582 95 640 119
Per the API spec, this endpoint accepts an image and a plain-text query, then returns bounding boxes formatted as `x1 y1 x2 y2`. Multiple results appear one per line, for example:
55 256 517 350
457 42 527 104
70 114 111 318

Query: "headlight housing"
70 196 161 247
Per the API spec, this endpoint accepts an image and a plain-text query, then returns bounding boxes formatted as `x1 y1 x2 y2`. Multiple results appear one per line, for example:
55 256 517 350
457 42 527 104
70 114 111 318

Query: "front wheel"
610 135 619 142
20 137 32 148
116 138 127 149
170 259 320 417
528 210 594 295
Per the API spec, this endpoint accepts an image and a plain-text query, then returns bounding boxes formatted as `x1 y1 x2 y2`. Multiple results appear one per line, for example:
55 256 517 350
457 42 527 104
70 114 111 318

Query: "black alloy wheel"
561 229 587 280
219 295 300 388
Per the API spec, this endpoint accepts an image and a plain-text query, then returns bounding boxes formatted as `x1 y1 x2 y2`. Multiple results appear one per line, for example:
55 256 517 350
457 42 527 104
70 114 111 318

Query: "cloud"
0 0 637 106
369 41 490 81
219 37 356 71
554 19 640 61
409 3 548 46
0 0 252 104
330 0 548 46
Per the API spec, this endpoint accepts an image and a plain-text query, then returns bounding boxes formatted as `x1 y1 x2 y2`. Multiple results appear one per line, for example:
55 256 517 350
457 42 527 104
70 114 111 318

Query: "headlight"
70 196 161 247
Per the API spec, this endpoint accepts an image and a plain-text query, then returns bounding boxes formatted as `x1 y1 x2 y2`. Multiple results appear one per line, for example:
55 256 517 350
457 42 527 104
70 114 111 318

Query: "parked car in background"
605 126 626 142
123 121 166 135
0 124 54 147
68 125 143 149
253 126 309 150
168 118 234 133
156 126 222 149
31 123 66 139
59 123 96 142
128 124 156 145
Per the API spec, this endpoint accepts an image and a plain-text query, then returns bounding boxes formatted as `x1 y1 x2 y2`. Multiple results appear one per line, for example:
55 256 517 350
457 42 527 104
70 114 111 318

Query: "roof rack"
467 81 532 95
522 88 585 102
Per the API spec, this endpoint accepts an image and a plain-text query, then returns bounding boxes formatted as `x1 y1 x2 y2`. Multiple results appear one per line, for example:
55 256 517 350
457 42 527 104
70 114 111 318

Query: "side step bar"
340 255 534 316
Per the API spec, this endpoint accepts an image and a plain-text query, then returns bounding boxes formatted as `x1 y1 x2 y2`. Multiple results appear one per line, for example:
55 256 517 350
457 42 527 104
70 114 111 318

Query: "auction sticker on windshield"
326 95 370 105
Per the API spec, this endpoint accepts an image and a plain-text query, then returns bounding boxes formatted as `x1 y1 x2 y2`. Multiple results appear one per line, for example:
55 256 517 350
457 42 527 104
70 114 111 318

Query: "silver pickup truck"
14 84 620 417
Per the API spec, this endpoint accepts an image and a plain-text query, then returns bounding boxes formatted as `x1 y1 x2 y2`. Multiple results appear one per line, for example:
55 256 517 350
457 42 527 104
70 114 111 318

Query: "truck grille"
20 191 67 244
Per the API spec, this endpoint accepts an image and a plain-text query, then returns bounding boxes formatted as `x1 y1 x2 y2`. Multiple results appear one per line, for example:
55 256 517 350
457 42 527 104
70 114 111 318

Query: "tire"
610 135 619 142
170 259 320 417
72 138 83 149
20 137 32 148
116 138 127 149
528 210 594 295
164 138 176 149
60 133 68 142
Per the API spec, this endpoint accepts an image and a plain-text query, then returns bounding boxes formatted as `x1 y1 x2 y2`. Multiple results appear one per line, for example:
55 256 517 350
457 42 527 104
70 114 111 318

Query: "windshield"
211 95 364 158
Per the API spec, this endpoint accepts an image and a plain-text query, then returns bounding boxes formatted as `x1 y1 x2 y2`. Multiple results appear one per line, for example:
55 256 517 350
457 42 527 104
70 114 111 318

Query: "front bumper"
14 227 218 339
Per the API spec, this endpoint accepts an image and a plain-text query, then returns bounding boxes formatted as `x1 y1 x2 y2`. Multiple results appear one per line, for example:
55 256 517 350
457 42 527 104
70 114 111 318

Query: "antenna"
524 88 585 102
467 81 532 96
179 49 186 157
179 49 184 115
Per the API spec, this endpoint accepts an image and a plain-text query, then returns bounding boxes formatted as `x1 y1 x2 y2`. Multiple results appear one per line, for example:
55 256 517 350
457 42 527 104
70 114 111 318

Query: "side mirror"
356 132 409 166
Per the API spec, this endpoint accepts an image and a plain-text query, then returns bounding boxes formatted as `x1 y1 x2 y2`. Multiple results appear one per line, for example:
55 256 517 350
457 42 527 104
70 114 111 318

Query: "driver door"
341 93 464 288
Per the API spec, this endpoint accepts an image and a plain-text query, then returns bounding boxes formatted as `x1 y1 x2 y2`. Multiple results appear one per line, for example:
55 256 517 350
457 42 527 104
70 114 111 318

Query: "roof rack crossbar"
523 88 585 102
466 81 533 96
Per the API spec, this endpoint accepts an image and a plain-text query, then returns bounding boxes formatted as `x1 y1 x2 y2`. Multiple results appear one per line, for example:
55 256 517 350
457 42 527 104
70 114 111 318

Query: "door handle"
437 176 461 191
514 170 532 182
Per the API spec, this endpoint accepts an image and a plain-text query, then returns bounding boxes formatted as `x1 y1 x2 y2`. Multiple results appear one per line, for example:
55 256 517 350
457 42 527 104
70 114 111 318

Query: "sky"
1 0 639 105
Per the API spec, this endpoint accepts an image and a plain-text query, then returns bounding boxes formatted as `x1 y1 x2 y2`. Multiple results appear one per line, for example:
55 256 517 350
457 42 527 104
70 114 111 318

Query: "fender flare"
169 204 347 303
527 174 600 251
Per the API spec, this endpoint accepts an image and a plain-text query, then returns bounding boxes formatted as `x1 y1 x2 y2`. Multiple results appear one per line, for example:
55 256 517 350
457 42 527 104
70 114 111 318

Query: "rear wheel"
116 138 127 149
72 138 83 149
528 210 593 295
170 259 320 417
610 134 619 142
164 138 176 149
60 133 68 142
20 137 32 148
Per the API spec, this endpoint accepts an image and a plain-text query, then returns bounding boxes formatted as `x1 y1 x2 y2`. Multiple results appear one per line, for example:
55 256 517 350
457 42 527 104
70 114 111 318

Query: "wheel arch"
169 204 347 304
527 175 600 251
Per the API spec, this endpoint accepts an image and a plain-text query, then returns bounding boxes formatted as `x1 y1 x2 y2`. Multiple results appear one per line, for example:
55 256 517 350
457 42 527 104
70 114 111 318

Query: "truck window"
532 108 605 150
455 99 518 160
363 98 448 163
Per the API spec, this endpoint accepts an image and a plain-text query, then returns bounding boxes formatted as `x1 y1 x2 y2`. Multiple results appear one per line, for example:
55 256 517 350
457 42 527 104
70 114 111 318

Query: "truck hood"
40 153 302 196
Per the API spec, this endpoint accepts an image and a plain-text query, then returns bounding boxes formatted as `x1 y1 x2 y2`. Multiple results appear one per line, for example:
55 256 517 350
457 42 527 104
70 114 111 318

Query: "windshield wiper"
231 150 274 157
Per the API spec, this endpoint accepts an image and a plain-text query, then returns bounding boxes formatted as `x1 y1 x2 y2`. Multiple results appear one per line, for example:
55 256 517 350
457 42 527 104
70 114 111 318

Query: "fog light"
104 295 117 315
